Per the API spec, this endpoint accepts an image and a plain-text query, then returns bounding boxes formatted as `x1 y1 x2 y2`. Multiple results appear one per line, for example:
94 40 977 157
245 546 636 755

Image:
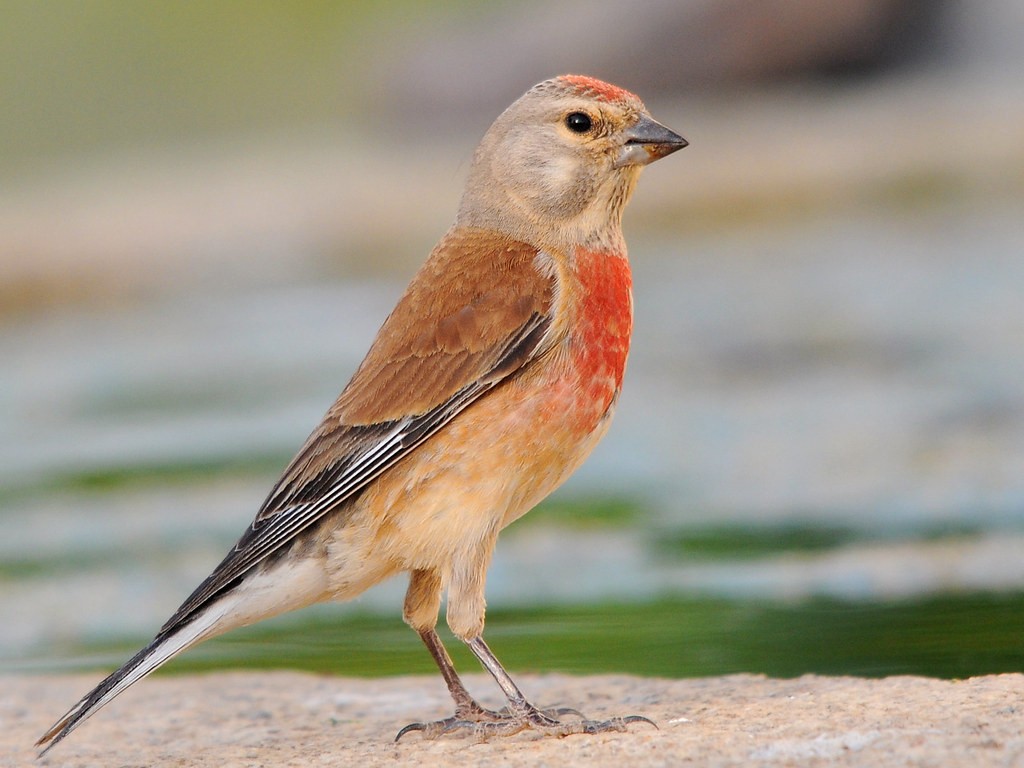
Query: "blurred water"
3 191 1024 669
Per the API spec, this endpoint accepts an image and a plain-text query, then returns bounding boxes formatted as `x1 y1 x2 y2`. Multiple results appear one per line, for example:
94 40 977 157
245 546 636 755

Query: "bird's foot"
395 701 655 741
395 700 505 741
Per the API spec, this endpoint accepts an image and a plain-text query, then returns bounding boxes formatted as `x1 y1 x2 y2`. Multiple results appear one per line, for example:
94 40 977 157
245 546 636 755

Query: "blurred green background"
3 1 1024 684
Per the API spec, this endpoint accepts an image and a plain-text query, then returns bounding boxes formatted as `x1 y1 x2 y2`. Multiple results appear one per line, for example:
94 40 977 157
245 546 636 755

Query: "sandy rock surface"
4 672 1022 767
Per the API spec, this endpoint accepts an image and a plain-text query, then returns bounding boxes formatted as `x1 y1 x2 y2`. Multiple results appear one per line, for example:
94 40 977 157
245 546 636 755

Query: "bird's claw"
395 716 458 742
622 714 659 729
394 702 508 742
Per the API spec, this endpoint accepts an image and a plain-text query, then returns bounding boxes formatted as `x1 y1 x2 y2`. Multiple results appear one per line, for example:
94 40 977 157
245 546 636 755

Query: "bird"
37 74 687 754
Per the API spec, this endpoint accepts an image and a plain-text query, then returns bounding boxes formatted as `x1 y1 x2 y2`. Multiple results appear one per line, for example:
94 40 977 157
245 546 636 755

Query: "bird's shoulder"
334 226 559 425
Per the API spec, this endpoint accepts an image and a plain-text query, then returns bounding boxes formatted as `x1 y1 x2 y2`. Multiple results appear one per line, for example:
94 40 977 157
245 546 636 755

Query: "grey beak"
615 115 688 168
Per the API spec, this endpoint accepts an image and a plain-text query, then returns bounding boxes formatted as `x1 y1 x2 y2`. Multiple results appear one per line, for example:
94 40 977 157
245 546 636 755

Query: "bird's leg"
396 559 653 741
397 628 509 741
449 635 656 739
395 631 587 742
396 569 505 740
466 636 581 728
424 628 502 720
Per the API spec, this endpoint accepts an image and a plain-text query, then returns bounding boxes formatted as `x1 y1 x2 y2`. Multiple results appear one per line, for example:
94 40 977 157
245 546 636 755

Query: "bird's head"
458 75 687 249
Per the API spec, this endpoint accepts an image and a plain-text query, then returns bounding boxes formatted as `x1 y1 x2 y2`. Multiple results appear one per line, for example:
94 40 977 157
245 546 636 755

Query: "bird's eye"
564 112 593 134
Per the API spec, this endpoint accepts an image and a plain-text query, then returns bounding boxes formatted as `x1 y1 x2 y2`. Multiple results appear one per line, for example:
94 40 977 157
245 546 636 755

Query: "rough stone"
8 672 1023 767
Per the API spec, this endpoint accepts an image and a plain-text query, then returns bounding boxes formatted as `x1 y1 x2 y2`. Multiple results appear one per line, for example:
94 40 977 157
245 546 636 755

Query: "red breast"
565 247 633 433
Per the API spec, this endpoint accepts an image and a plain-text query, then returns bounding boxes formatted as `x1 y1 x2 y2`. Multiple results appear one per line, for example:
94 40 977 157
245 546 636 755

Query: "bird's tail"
35 596 238 756
36 546 327 755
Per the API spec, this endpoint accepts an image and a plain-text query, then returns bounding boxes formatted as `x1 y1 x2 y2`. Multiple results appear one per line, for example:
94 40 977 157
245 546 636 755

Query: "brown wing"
159 228 556 633
335 228 554 423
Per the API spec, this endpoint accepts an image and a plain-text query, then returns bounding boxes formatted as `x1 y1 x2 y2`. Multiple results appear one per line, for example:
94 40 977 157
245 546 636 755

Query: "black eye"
565 112 593 133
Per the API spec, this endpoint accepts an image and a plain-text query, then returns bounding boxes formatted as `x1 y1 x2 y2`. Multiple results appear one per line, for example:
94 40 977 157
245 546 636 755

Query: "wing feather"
159 230 556 634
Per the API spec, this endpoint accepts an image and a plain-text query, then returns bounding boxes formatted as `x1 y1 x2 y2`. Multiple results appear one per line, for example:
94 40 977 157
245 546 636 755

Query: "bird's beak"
615 115 688 168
